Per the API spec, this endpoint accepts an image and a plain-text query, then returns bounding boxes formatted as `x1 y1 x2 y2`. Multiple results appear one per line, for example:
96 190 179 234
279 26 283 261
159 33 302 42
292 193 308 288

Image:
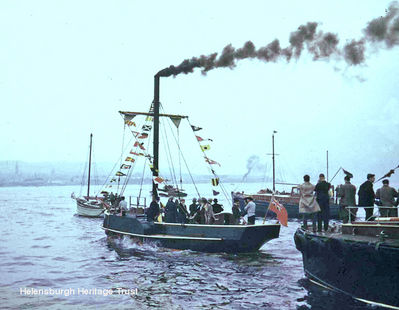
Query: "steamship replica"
232 133 340 219
294 215 399 309
72 133 105 217
101 73 281 253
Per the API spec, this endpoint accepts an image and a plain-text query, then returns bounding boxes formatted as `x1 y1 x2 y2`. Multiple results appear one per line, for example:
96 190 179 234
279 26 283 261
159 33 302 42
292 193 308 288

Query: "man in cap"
376 179 398 217
358 173 376 221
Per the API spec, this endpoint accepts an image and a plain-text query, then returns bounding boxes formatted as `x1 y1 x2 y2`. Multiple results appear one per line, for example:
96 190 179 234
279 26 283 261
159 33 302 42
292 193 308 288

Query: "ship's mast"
272 131 276 193
87 133 93 199
152 75 160 197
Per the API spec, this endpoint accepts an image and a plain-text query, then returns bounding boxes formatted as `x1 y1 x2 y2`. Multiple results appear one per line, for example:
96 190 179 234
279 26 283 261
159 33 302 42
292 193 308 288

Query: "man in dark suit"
358 173 375 221
315 173 331 231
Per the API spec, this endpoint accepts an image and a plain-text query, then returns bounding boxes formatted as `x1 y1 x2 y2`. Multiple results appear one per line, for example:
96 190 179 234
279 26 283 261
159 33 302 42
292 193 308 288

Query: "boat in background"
294 215 399 309
232 133 340 219
72 134 105 217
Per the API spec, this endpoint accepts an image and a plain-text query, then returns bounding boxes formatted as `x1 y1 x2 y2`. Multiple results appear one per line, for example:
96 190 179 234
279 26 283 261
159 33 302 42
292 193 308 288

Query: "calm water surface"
0 184 380 309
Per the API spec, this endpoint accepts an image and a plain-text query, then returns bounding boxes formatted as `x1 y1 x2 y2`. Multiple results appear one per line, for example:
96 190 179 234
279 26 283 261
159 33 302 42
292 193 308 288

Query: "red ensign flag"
269 198 288 227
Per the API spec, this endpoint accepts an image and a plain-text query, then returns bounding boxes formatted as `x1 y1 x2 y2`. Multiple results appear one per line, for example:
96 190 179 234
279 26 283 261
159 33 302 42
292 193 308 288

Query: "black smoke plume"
157 2 399 77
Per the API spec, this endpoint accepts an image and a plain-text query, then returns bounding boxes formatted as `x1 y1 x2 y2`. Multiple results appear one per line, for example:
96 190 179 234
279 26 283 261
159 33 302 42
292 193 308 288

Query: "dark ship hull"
294 224 399 308
103 213 280 253
234 194 340 219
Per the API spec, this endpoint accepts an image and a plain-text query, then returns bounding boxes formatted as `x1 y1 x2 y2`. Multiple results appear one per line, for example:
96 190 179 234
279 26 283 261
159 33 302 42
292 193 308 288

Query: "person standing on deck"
146 196 160 222
189 198 199 217
338 176 357 223
212 199 224 214
232 198 242 224
165 197 178 223
358 173 376 221
315 173 331 232
119 196 128 216
299 175 320 232
244 197 256 225
376 179 398 217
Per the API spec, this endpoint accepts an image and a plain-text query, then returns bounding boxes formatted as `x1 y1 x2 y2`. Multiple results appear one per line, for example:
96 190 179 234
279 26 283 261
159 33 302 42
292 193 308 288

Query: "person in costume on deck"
299 175 320 232
232 198 241 224
212 199 223 214
164 197 178 223
376 179 398 217
338 176 357 223
177 199 189 223
314 173 331 232
244 197 256 225
146 196 160 222
200 197 215 224
189 198 199 217
358 173 376 221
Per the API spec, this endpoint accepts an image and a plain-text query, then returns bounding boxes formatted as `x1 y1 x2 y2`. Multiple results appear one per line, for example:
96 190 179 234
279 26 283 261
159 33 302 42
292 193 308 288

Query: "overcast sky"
1 1 399 186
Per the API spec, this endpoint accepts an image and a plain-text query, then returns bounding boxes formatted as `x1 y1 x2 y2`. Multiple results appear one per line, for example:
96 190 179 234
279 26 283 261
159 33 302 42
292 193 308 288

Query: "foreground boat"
294 218 399 309
103 212 280 253
101 73 282 253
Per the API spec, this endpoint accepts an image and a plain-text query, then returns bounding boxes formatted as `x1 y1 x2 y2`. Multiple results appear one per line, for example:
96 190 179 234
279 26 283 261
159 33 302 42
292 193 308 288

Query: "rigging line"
138 130 153 201
95 134 135 196
177 126 183 193
162 113 201 198
160 117 179 190
79 144 89 197
186 118 231 205
329 167 342 184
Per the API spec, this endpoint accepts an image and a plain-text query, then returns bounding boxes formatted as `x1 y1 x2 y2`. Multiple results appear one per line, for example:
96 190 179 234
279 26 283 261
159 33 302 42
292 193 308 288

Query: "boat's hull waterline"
103 214 280 253
294 227 399 309
76 199 104 217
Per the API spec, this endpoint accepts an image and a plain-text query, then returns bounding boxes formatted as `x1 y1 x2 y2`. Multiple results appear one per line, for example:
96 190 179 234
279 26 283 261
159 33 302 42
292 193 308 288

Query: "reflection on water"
0 184 383 309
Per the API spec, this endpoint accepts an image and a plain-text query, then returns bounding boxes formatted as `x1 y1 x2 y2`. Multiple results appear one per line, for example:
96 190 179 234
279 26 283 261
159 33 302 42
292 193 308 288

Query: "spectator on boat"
232 198 242 224
244 197 256 225
165 197 178 223
299 175 320 232
109 192 116 206
338 176 357 223
212 199 223 214
201 197 215 224
177 199 189 223
146 196 160 222
376 179 398 217
315 173 331 232
189 198 199 217
119 196 128 216
358 174 376 221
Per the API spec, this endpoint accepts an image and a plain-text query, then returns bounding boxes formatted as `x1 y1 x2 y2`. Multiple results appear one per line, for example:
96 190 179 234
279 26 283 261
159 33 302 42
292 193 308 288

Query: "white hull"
76 199 104 217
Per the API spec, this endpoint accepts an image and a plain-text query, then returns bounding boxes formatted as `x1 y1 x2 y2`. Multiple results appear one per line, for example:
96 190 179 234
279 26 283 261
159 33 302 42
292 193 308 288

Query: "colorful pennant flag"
125 120 136 127
211 178 219 186
116 171 126 176
191 125 202 131
134 141 146 150
205 157 220 166
125 157 135 162
196 136 213 142
269 198 288 227
110 178 117 183
200 145 211 151
145 116 153 122
213 190 220 196
170 117 182 128
124 114 135 121
120 164 131 169
131 131 140 137
153 176 165 184
138 133 148 139
142 125 152 131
